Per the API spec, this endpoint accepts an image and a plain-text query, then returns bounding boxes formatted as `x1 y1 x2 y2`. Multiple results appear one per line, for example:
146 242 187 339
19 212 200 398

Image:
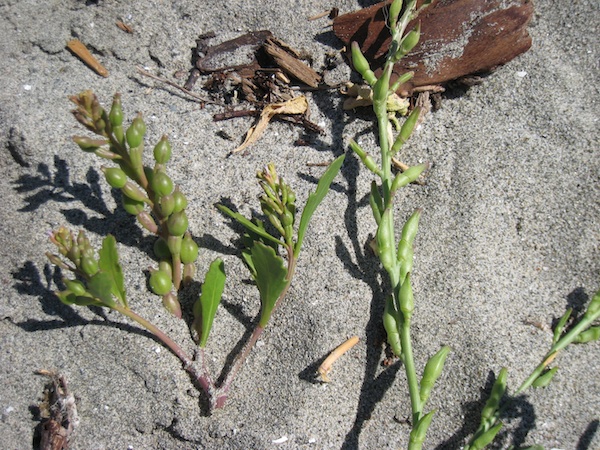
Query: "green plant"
46 91 344 411
348 1 600 448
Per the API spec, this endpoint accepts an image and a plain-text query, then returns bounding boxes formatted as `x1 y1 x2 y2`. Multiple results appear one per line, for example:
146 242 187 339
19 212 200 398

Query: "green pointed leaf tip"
217 204 282 247
98 235 126 306
295 154 345 258
251 242 289 328
195 258 226 347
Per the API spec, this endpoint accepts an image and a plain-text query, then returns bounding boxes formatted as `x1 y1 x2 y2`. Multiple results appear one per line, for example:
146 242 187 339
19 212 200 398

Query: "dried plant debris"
66 39 109 78
34 370 79 450
185 30 321 103
334 0 534 96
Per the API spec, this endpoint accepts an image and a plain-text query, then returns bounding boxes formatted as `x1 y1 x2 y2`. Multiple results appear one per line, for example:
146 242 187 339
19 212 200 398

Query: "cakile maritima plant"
46 91 344 411
347 0 600 448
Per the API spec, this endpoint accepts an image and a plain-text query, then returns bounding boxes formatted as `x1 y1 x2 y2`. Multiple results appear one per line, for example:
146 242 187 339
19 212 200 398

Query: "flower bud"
103 167 128 189
167 211 188 236
152 171 174 197
180 233 199 264
149 269 172 296
153 135 172 164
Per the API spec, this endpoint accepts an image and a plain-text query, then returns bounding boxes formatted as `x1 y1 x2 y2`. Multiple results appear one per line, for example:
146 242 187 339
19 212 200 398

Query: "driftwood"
333 0 534 95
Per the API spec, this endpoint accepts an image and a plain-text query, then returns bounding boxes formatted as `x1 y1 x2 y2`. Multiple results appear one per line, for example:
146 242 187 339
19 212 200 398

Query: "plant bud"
149 269 172 296
109 93 123 127
152 171 174 197
80 255 99 277
159 194 175 217
167 235 182 257
103 167 128 189
153 238 171 259
121 194 145 215
180 233 199 264
125 114 146 149
172 188 188 213
167 211 188 236
121 181 150 203
162 292 182 318
153 135 172 164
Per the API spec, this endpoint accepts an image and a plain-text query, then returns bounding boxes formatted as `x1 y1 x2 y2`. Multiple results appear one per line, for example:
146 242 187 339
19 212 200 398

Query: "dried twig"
318 336 359 382
136 67 222 105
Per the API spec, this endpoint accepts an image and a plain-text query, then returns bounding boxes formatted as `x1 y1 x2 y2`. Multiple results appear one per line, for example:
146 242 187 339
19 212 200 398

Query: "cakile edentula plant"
46 91 344 411
348 1 600 448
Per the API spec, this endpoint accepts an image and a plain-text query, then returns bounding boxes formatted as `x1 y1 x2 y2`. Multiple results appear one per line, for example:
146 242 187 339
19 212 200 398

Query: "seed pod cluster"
257 163 297 243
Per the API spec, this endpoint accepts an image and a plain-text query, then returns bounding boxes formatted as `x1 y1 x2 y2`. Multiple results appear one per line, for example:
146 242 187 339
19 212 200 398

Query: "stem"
400 316 422 425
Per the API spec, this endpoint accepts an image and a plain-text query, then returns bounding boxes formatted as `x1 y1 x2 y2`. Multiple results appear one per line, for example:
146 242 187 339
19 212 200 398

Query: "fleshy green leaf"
98 235 126 306
217 205 282 247
250 242 288 327
295 154 345 258
87 271 116 307
56 290 101 307
193 258 226 348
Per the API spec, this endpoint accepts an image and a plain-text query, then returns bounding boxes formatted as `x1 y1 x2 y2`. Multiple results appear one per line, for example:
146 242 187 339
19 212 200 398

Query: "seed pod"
398 273 414 318
383 295 402 356
121 194 145 215
162 292 182 318
158 259 173 279
469 422 503 450
584 289 600 319
63 279 87 297
574 326 600 344
149 269 172 296
351 41 377 85
103 167 128 189
420 346 451 406
408 410 435 448
172 188 188 213
167 211 188 236
137 211 158 234
369 182 383 225
532 367 558 388
480 367 508 422
72 136 108 153
349 140 382 176
125 114 146 149
159 194 175 217
121 182 150 203
167 235 182 257
390 162 428 194
388 0 403 29
183 262 195 286
552 308 572 344
395 23 421 61
128 144 144 178
180 233 199 264
153 135 172 164
391 106 421 154
109 93 123 128
152 171 174 197
153 237 171 259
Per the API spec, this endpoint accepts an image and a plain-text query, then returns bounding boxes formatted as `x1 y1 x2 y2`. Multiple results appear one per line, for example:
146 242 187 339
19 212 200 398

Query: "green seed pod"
153 135 172 164
369 182 383 225
167 235 182 257
480 367 508 422
376 209 398 277
121 194 145 215
267 213 285 237
109 93 123 128
351 41 377 86
282 208 294 228
158 259 173 279
149 269 172 296
383 295 402 356
420 346 451 406
121 181 150 203
125 114 146 149
180 233 199 264
398 273 414 318
408 411 435 448
552 308 572 344
153 237 171 259
469 422 503 450
72 136 108 153
574 326 600 343
349 140 383 177
532 367 558 388
159 194 175 217
391 106 421 154
584 289 600 319
390 162 428 195
63 278 87 297
137 211 158 234
103 167 128 189
172 188 188 213
128 144 144 178
152 171 174 197
395 23 421 60
162 292 182 318
80 255 99 277
167 211 188 236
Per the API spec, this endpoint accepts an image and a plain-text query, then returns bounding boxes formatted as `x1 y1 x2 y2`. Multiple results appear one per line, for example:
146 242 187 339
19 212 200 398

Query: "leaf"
87 271 116 307
233 96 308 153
193 258 226 348
295 154 345 257
217 204 282 247
56 290 101 307
98 235 127 306
250 242 288 327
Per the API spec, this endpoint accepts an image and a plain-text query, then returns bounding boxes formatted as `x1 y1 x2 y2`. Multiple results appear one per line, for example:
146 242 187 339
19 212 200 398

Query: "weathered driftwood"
333 0 534 95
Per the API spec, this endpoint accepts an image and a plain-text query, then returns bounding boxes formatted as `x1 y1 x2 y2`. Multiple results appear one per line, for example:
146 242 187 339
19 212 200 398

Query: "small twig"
136 67 222 105
318 336 359 382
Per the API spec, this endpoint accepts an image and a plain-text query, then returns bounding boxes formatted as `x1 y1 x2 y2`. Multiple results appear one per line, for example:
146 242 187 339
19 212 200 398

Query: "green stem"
400 316 422 426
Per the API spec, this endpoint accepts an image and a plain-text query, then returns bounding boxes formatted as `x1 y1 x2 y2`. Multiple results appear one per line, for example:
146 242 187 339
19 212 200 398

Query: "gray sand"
0 0 598 449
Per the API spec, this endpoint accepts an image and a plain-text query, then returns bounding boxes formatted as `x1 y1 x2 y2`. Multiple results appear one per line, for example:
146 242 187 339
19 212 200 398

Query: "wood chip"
66 39 108 77
263 38 321 88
